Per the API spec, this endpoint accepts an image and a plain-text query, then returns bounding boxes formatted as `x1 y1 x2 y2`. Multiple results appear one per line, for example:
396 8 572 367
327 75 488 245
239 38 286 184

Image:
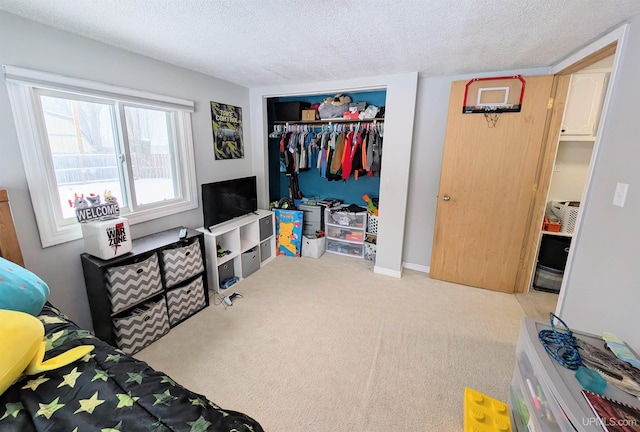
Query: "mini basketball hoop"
462 75 526 127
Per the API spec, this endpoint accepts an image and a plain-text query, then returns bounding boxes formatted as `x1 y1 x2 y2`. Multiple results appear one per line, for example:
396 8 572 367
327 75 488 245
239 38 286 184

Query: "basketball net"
483 109 502 128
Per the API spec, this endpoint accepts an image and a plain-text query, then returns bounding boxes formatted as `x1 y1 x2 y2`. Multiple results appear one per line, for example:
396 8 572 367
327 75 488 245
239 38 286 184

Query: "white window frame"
4 65 198 247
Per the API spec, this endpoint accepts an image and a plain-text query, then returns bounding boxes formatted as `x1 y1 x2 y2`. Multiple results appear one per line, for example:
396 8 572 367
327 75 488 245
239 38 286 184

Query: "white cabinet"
560 72 609 140
197 209 275 295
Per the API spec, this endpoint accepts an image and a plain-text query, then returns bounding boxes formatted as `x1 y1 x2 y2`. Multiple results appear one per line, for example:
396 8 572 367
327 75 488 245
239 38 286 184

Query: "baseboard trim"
403 262 430 273
373 266 402 278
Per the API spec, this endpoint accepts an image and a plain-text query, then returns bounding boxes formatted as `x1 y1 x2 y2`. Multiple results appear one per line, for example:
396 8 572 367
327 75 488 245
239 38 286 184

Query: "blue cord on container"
538 313 582 370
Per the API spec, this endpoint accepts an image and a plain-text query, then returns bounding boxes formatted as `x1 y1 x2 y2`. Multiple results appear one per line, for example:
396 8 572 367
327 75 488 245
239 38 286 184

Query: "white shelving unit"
197 209 275 294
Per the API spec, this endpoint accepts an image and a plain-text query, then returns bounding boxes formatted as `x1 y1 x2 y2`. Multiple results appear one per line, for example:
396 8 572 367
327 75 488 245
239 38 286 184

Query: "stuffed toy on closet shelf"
0 257 94 395
318 93 352 119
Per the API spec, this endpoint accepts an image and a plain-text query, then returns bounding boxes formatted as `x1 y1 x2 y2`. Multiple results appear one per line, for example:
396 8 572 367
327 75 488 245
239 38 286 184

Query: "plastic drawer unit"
510 318 640 431
324 206 366 258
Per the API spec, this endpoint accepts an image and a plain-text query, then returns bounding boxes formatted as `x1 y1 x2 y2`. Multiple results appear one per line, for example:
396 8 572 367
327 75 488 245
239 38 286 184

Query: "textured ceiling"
1 1 640 88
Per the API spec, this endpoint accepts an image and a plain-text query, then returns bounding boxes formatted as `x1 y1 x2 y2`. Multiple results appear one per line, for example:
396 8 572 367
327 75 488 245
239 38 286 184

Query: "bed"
0 188 264 432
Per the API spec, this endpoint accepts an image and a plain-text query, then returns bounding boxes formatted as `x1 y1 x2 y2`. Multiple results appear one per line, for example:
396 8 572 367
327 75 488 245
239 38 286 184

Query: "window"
4 66 197 247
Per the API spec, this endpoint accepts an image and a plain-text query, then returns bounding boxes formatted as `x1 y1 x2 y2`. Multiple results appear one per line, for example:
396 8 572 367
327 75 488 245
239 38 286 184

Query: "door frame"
514 27 625 294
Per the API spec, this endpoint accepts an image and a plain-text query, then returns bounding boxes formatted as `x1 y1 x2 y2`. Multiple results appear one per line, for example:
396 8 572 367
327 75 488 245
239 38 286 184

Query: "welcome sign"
75 203 120 223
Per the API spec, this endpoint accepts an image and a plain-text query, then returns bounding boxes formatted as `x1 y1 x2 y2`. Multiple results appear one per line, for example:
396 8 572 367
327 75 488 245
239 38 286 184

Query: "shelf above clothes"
274 117 385 125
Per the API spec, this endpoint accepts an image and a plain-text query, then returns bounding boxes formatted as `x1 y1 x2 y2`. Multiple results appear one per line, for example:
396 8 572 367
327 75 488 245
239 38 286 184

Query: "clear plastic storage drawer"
326 238 364 257
326 225 365 242
325 208 366 229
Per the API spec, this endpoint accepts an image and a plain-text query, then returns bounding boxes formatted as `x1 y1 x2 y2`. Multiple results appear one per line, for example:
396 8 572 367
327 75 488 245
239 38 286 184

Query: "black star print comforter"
0 304 264 432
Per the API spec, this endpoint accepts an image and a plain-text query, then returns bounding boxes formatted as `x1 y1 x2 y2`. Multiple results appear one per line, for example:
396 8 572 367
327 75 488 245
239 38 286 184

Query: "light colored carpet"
137 253 528 431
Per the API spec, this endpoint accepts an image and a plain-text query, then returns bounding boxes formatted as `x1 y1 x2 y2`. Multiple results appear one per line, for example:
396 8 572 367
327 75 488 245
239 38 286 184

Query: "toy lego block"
464 387 512 432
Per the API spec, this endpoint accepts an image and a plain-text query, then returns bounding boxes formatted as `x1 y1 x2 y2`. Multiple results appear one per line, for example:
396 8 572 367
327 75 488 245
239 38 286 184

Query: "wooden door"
430 75 556 293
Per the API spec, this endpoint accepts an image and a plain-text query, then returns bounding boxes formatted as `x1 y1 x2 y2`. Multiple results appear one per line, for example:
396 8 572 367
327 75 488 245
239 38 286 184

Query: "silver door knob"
442 195 451 201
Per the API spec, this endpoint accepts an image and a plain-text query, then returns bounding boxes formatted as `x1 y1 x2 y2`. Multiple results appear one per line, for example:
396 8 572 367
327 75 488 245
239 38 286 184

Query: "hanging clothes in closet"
278 122 383 183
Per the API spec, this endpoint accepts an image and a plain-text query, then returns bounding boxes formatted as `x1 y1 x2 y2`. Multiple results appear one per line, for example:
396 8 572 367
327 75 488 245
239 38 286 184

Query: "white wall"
0 12 251 329
558 18 640 351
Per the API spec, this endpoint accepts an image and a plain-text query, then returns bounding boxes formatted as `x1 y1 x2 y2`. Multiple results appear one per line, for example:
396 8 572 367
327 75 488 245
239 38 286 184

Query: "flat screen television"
202 176 258 231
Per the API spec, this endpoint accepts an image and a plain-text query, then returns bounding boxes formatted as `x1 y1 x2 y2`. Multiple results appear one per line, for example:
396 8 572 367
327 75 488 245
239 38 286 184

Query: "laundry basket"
550 201 580 234
367 214 379 234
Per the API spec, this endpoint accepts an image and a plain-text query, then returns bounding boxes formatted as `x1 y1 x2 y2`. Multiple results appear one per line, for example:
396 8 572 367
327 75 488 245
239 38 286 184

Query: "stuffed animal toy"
331 94 352 107
0 310 94 395
86 193 101 206
103 190 119 206
68 193 88 209
0 257 94 395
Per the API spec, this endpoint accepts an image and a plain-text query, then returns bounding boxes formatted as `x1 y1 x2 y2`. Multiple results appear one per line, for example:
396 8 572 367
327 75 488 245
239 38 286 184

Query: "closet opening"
266 90 386 206
265 90 387 261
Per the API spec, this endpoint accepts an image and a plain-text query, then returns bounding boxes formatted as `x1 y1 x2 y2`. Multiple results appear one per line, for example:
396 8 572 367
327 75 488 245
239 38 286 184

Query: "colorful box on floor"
274 209 303 257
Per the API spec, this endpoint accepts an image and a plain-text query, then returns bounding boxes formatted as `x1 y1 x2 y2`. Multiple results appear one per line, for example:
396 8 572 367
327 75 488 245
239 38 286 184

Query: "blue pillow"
0 257 50 316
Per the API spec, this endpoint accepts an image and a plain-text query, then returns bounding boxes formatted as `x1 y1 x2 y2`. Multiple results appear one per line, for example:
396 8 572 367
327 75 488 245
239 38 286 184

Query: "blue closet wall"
269 90 386 206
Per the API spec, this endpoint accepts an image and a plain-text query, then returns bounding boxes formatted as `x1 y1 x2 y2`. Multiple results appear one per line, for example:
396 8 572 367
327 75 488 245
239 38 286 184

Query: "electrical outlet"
554 163 561 172
613 182 629 207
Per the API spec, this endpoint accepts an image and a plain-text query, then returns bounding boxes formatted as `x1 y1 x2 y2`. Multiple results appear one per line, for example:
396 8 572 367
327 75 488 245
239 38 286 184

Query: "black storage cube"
533 264 563 293
217 262 235 288
538 235 571 270
274 101 311 121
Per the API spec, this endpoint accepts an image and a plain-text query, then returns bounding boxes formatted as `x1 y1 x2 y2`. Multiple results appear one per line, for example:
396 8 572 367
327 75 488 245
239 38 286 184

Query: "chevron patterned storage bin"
105 253 163 314
113 297 170 355
162 240 204 288
166 276 206 326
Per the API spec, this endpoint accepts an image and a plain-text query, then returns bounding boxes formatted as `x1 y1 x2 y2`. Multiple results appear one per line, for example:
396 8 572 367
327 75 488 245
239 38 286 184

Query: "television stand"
197 209 275 298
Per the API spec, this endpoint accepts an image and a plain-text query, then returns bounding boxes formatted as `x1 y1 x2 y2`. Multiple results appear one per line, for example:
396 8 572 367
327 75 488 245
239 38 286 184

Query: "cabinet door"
561 72 608 138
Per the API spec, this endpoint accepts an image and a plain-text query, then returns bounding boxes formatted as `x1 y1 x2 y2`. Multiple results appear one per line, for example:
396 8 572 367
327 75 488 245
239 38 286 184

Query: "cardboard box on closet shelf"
302 110 317 121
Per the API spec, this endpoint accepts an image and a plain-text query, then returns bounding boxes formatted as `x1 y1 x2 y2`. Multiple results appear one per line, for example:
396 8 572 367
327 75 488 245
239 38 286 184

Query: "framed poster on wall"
210 101 244 160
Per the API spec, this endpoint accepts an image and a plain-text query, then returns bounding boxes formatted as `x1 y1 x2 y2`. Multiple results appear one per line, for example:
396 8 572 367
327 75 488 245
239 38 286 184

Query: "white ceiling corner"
1 0 640 88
